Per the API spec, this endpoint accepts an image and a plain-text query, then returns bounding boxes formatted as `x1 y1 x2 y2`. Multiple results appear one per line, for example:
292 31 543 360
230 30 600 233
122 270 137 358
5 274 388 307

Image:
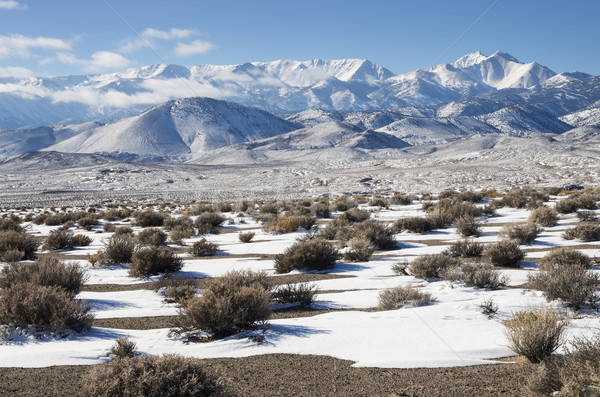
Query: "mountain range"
0 51 570 129
0 51 599 165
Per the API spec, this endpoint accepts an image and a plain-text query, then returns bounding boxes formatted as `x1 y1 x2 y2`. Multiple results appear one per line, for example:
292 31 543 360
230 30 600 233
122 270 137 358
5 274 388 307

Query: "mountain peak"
489 51 520 63
452 51 488 68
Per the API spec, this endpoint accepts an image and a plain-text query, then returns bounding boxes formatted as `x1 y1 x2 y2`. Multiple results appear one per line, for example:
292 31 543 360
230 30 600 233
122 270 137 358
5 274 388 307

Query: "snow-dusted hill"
43 97 300 161
0 52 573 129
193 121 410 165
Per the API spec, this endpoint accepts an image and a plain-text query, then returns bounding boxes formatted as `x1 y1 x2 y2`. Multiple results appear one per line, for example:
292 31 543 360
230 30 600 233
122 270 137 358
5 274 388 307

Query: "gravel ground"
0 354 536 397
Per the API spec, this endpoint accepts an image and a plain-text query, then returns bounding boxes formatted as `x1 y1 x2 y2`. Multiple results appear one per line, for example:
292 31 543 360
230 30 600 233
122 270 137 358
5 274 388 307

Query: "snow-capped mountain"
454 51 555 89
0 52 568 129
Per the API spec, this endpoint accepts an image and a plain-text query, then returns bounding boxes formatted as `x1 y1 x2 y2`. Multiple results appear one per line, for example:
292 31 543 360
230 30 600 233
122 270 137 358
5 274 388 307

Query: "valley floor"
0 354 535 397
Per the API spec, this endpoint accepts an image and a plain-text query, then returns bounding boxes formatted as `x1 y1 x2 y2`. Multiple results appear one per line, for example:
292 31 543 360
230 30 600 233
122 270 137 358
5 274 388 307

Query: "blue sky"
0 0 598 77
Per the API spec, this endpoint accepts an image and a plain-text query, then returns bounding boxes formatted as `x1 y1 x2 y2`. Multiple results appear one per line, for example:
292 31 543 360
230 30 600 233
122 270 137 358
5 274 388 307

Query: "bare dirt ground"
0 354 535 397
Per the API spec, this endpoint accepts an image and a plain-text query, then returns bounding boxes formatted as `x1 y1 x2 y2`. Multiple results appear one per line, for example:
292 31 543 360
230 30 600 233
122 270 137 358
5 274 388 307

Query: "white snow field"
1 196 600 370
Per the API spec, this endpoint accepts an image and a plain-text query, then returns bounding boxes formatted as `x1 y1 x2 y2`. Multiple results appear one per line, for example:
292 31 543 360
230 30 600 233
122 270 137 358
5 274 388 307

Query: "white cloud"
174 40 216 57
143 28 196 40
45 78 230 108
0 66 34 78
0 1 25 10
56 51 131 73
0 34 71 58
118 27 198 53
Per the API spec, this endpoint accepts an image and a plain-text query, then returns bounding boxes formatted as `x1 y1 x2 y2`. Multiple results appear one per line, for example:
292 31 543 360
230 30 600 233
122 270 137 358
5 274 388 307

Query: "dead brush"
108 336 138 359
155 277 198 305
378 285 434 310
272 282 319 308
504 307 569 363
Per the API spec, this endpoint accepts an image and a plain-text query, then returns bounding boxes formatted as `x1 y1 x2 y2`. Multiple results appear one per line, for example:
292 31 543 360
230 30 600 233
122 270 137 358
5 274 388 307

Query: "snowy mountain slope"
0 122 101 162
1 151 117 171
45 97 300 161
375 116 499 146
559 102 600 127
192 121 410 165
474 104 573 136
0 52 578 129
553 126 600 143
286 107 435 129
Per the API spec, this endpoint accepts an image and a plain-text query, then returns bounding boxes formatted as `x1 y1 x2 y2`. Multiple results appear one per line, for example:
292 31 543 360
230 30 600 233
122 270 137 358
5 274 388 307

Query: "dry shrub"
77 216 99 231
390 192 414 205
0 283 93 335
343 237 374 262
277 215 300 233
96 235 136 266
190 238 218 257
102 208 123 221
72 234 92 247
563 222 600 241
318 216 353 242
479 297 498 318
0 215 22 232
409 254 461 279
129 247 183 278
217 202 232 213
528 206 559 227
368 197 387 208
354 219 396 249
393 216 434 234
136 227 167 247
260 214 281 234
334 195 356 211
502 223 542 245
446 238 483 257
195 212 225 234
538 248 591 272
0 257 86 295
391 260 409 276
555 193 598 214
500 188 549 209
0 230 39 261
313 202 330 219
109 336 137 359
577 210 598 221
272 282 318 308
164 215 194 231
297 215 316 230
113 226 134 236
41 212 72 226
238 232 255 243
274 238 341 274
178 270 271 338
169 227 193 245
504 307 568 363
43 229 75 250
84 354 226 397
483 239 525 267
342 208 371 223
0 249 23 263
441 263 508 290
134 210 165 227
455 216 482 237
378 285 434 310
426 199 481 229
528 264 598 310
161 280 198 305
525 335 600 396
